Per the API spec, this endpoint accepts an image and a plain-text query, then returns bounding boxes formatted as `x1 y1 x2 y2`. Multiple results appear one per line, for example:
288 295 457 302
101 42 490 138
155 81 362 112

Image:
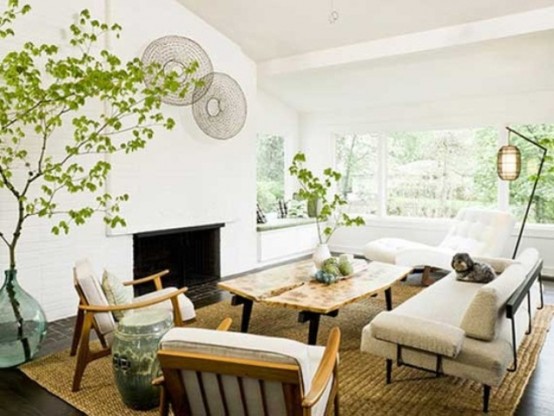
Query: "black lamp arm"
506 127 548 259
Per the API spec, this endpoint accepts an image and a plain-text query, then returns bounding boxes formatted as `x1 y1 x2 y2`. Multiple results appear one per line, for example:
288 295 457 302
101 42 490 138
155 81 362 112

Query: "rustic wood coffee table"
218 259 412 344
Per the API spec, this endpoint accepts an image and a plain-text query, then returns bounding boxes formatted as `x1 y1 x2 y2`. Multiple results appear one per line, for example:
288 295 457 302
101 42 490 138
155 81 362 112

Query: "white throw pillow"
101 270 133 321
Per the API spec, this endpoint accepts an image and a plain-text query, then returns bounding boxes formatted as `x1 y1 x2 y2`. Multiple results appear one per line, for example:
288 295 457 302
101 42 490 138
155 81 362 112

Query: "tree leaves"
0 5 191 267
289 152 365 243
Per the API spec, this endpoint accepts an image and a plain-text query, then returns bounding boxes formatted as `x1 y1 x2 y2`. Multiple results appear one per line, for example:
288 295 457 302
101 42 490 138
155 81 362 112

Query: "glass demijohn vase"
0 269 47 367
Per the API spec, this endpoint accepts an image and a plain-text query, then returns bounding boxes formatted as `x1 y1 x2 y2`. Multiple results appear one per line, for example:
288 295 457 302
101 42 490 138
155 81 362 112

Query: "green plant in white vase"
0 2 195 367
289 152 365 267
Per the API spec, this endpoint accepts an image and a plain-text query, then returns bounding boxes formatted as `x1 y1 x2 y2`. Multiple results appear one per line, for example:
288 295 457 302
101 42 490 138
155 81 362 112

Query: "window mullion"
377 136 387 218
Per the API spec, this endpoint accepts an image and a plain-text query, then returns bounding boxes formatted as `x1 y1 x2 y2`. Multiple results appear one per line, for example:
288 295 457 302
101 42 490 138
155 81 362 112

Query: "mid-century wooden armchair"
70 259 194 392
156 324 341 416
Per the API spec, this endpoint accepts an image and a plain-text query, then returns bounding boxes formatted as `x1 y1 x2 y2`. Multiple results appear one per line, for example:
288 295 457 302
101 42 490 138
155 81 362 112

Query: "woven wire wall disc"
192 72 247 140
142 35 213 106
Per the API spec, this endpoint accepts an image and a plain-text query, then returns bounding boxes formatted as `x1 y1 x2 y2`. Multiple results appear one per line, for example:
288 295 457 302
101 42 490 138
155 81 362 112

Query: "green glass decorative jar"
0 269 48 368
112 309 173 410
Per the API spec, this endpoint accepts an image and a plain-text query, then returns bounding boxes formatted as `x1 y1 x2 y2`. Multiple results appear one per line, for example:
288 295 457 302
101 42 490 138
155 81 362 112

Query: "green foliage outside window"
256 134 284 212
509 124 554 224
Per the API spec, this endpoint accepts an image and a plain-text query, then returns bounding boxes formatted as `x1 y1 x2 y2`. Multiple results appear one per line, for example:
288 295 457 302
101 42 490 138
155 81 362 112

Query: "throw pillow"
256 203 267 224
101 270 133 321
277 199 288 219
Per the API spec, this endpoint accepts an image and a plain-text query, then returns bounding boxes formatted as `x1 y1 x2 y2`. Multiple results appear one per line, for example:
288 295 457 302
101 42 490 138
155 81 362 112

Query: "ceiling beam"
258 6 554 77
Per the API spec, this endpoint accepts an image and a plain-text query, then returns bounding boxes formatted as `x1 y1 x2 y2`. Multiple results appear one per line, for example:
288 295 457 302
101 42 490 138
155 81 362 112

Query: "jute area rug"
21 282 553 416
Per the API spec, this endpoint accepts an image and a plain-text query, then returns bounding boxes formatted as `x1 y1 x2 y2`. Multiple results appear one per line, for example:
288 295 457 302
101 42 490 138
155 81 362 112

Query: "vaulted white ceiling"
178 1 554 114
178 0 554 61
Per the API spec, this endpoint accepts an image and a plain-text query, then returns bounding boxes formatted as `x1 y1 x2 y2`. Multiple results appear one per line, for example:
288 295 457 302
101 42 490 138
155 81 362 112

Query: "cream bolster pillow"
370 312 465 358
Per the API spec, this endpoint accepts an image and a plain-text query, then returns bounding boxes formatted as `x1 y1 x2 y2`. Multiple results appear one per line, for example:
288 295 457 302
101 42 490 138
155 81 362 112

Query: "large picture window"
508 124 554 224
333 125 553 224
334 134 379 215
256 134 285 213
387 128 498 218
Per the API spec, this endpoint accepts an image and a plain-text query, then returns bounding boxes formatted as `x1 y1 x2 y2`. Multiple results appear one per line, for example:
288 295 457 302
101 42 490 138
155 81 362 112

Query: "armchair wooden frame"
156 325 340 416
70 268 188 392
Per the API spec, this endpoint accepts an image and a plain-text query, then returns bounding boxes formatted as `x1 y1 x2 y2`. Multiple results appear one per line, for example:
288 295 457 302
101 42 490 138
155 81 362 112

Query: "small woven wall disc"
192 72 247 140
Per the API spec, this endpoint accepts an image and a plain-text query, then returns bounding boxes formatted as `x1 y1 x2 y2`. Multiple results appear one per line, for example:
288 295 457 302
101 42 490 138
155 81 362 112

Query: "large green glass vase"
0 269 48 368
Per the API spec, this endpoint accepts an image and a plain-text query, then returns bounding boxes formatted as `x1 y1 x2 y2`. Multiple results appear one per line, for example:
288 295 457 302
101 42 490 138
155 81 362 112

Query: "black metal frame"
505 259 544 372
384 258 543 413
504 127 547 259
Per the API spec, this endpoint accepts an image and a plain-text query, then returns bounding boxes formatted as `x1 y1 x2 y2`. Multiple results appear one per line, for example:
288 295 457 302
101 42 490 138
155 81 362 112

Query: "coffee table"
218 259 412 344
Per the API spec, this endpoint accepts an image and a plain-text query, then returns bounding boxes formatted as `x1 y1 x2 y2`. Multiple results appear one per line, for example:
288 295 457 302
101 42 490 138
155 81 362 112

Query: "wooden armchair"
70 259 195 392
156 324 341 416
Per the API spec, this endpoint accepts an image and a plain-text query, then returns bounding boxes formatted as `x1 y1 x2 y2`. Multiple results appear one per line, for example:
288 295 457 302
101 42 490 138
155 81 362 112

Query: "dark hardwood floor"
0 276 553 416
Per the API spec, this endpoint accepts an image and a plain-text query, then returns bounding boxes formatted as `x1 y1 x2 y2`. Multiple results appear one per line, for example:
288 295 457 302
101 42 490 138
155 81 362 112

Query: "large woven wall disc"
192 72 247 140
142 35 213 106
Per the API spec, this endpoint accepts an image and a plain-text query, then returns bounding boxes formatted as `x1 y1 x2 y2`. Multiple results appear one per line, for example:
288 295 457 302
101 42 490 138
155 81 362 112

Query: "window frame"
331 125 554 235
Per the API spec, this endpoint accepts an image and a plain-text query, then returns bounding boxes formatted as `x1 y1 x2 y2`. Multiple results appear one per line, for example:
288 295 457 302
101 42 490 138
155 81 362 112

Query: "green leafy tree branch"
289 152 365 244
0 6 195 270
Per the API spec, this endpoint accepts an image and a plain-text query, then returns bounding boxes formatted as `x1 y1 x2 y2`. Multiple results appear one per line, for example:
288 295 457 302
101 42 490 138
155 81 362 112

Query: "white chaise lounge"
363 208 515 273
360 248 544 412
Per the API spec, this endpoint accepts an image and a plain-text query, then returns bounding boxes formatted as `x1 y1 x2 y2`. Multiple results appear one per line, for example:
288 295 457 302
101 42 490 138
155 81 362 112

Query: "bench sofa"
361 248 544 412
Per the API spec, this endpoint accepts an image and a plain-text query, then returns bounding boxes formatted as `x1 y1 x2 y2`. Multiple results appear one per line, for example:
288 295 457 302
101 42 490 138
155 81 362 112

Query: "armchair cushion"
101 270 133 321
160 327 333 416
370 312 465 357
74 259 116 336
134 287 196 321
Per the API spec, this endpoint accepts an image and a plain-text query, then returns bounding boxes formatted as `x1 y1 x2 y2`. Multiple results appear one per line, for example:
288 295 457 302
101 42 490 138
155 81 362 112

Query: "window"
333 125 554 225
334 134 379 215
387 128 498 218
508 124 554 224
256 134 284 213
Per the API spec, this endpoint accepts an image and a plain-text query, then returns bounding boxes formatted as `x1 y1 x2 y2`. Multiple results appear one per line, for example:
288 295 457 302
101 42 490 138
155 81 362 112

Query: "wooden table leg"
298 310 339 345
385 287 392 311
231 295 253 333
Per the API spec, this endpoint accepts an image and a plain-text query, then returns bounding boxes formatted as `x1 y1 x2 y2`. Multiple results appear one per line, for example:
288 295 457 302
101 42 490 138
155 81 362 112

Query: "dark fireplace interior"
133 223 223 296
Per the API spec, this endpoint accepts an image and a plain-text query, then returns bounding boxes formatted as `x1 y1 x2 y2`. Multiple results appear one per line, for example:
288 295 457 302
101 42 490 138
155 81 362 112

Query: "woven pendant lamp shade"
497 144 521 181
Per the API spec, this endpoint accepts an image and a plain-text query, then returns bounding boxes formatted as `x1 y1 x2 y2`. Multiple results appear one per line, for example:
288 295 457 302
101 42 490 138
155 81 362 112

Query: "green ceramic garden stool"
112 309 173 410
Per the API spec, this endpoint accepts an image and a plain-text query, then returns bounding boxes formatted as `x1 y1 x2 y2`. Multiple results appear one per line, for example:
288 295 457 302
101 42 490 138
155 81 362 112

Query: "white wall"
300 91 554 276
0 0 260 320
256 89 300 198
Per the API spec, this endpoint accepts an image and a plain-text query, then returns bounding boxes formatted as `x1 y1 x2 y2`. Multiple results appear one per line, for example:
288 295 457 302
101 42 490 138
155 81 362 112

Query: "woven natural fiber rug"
21 282 553 416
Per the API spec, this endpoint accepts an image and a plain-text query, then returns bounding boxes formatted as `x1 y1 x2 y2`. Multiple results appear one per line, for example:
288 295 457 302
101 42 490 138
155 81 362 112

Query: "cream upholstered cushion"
370 312 465 357
363 238 428 264
134 287 196 321
460 263 527 341
101 270 133 321
74 259 116 336
160 328 333 416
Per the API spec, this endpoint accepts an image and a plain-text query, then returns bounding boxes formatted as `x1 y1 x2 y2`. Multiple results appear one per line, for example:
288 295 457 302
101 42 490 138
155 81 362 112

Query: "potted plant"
0 2 193 367
289 152 365 267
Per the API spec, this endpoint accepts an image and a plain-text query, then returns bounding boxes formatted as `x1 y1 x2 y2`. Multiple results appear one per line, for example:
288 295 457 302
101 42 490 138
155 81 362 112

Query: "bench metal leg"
483 384 491 413
386 359 392 384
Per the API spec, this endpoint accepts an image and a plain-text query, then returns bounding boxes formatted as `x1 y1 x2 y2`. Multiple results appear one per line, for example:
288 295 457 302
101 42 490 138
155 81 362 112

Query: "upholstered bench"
361 248 544 413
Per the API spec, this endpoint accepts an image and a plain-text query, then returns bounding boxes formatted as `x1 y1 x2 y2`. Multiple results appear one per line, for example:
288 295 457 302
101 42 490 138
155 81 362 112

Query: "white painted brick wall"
0 0 258 320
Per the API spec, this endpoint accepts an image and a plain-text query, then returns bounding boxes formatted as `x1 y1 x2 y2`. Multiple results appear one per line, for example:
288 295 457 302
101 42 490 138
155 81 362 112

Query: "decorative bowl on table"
313 255 356 285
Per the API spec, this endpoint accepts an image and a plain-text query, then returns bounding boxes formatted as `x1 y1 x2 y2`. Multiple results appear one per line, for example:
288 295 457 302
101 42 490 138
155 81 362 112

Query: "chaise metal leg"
483 384 491 413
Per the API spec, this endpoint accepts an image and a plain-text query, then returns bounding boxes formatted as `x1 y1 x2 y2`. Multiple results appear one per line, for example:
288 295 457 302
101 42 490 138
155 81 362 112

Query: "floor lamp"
497 127 548 259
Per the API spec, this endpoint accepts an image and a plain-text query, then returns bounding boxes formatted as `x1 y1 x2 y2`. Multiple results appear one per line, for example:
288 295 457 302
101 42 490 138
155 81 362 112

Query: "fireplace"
133 223 223 296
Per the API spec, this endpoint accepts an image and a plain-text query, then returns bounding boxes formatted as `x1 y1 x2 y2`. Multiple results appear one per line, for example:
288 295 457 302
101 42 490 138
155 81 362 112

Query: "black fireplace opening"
133 223 223 296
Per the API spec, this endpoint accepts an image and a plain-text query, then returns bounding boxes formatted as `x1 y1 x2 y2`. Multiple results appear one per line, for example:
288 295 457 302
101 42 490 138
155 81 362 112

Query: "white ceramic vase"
313 243 331 269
